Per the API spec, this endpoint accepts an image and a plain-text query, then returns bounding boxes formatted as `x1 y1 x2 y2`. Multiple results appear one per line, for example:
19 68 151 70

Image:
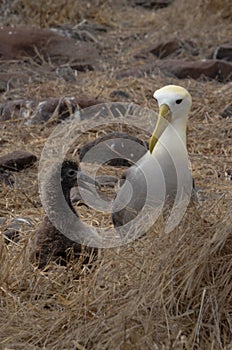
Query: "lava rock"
135 39 199 59
109 90 131 100
149 39 181 58
0 99 34 121
79 131 148 166
127 0 172 9
77 97 105 109
116 59 232 82
0 150 37 171
1 217 33 244
0 27 98 68
161 59 232 81
213 45 232 61
51 21 108 42
3 229 20 243
0 96 105 124
31 97 79 124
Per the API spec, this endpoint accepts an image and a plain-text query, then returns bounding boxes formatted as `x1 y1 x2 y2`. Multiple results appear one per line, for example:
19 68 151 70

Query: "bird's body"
32 160 98 268
112 85 193 229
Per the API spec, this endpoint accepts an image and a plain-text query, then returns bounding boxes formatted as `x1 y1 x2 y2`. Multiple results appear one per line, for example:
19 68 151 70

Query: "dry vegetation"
0 0 232 349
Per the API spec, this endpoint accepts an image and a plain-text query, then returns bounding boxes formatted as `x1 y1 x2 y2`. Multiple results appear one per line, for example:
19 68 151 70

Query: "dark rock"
0 168 14 186
79 131 148 166
213 45 232 61
0 150 37 171
0 99 34 121
149 39 181 58
116 59 232 82
160 60 232 81
220 105 232 118
51 21 108 42
32 96 105 124
0 96 104 123
127 0 172 9
136 39 199 59
31 97 79 124
0 27 98 68
164 60 232 82
1 217 33 244
3 229 20 243
77 97 105 109
109 90 131 100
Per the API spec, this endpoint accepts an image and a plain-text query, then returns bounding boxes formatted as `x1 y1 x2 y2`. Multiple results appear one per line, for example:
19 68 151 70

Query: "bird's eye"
176 99 183 104
67 169 76 177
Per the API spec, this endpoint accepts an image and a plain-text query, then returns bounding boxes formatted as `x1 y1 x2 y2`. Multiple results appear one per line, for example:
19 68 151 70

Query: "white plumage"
112 85 193 232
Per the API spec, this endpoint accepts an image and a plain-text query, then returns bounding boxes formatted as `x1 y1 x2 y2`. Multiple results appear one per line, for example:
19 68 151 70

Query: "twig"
192 288 206 348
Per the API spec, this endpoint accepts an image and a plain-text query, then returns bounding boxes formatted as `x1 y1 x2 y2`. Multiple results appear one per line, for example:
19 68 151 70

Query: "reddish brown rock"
127 0 172 9
159 59 232 81
31 97 79 124
77 97 105 109
0 96 105 123
0 27 98 68
31 96 105 124
149 39 182 58
52 21 108 42
0 150 37 171
213 45 232 61
109 90 131 100
79 131 147 166
116 59 232 82
2 217 33 244
136 39 198 59
0 99 34 121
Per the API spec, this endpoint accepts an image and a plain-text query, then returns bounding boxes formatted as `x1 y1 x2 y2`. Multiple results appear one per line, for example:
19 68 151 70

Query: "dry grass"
0 0 232 349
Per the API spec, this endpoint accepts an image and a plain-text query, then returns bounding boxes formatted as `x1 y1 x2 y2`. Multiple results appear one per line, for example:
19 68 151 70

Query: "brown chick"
32 160 98 268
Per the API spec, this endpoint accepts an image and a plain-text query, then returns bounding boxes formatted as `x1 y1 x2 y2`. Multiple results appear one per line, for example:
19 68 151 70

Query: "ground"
0 0 232 349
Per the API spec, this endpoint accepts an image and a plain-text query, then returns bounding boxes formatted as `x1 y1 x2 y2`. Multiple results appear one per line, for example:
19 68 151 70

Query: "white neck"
169 117 187 146
152 117 188 156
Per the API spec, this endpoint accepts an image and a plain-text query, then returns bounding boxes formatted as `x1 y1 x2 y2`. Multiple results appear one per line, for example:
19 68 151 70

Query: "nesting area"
0 0 232 349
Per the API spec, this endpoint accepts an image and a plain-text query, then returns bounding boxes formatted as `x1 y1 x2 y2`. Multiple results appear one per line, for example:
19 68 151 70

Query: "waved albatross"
112 85 193 231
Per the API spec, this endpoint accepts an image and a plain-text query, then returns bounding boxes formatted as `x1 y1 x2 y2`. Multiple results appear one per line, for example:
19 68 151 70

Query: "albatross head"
149 85 192 153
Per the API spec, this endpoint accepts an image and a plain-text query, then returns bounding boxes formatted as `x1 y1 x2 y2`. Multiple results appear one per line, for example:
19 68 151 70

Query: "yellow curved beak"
149 104 171 153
